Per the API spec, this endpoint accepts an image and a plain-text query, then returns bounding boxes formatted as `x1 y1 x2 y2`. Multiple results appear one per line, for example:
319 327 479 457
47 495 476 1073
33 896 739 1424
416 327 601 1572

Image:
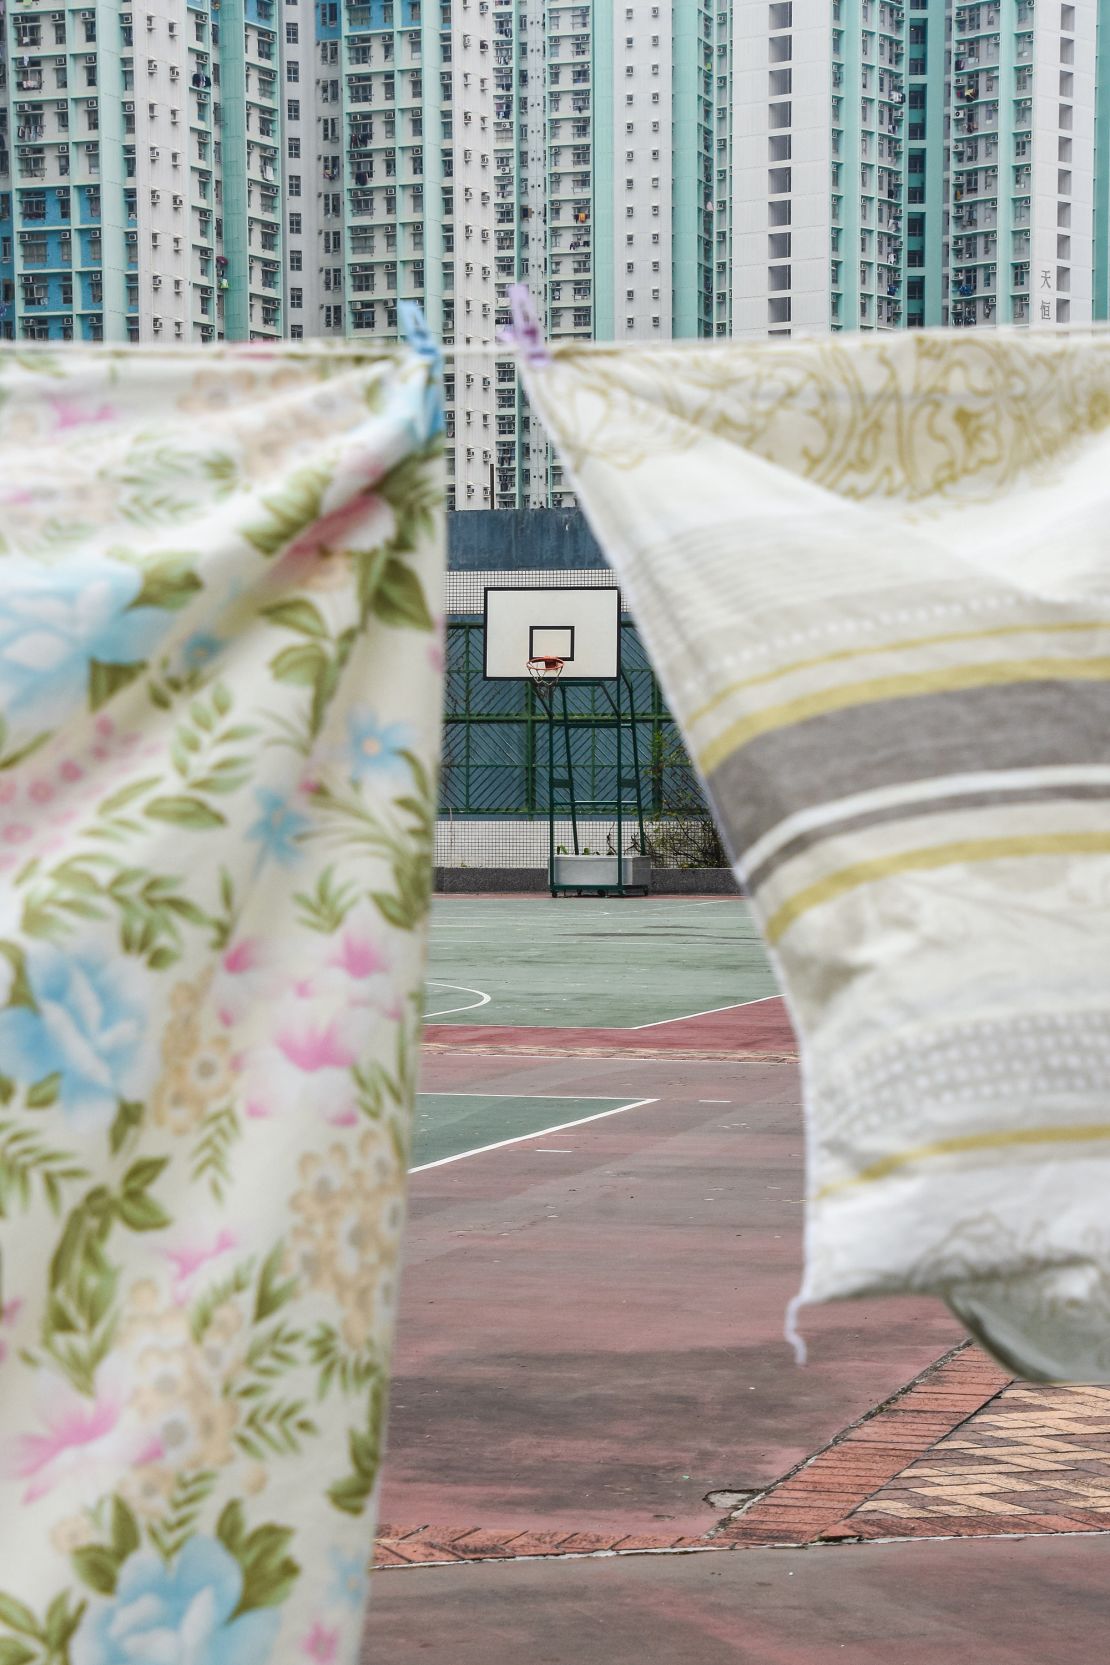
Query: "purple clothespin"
498 284 552 368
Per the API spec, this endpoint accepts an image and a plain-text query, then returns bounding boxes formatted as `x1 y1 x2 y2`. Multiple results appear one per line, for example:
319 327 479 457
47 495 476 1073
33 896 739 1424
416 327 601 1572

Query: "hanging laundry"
0 341 445 1660
519 328 1110 1383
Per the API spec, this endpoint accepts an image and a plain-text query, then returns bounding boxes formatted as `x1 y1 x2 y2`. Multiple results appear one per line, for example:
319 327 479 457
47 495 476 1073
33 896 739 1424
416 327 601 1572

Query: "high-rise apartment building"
7 2 1110 495
0 0 282 345
734 0 1100 335
291 0 731 509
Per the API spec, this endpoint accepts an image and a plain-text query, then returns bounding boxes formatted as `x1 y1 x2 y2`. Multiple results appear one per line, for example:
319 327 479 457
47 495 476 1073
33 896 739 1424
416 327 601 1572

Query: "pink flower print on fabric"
223 938 260 977
303 1622 341 1664
277 1023 356 1073
281 492 395 570
8 1369 152 1506
162 1228 238 1305
330 932 390 981
47 396 118 432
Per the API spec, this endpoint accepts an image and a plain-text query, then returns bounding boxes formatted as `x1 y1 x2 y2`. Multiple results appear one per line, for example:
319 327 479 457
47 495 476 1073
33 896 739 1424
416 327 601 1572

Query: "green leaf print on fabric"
240 464 331 559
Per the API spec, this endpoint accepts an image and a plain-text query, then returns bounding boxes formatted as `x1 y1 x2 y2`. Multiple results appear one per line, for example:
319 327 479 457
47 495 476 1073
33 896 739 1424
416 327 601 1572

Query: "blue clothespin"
398 301 445 441
498 284 552 368
399 300 441 370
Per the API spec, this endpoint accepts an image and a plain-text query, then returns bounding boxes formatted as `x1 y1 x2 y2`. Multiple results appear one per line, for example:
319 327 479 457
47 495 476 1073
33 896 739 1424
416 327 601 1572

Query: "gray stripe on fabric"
745 781 1110 893
708 679 1110 862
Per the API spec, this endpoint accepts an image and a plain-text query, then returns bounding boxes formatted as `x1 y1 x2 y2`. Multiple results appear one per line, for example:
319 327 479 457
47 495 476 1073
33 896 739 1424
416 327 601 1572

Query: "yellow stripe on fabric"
698 653 1110 777
817 1122 1110 1199
764 830 1110 944
690 619 1110 729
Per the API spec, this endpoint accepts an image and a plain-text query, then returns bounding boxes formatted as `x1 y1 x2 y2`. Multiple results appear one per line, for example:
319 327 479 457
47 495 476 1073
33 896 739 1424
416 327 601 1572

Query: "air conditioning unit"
173 194 183 207
152 274 162 286
153 316 163 330
170 66 179 81
151 190 160 203
123 101 134 114
151 148 159 160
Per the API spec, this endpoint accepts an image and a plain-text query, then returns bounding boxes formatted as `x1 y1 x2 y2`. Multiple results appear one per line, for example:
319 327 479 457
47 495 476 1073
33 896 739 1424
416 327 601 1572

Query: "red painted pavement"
423 996 797 1057
363 1535 1110 1664
381 1053 959 1540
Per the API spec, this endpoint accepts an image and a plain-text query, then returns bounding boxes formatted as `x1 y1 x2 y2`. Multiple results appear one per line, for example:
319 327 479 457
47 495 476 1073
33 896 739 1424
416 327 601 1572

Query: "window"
325 304 343 327
288 137 300 158
286 62 299 83
290 324 304 338
288 174 301 197
285 21 298 41
287 98 300 121
290 286 302 308
288 211 302 234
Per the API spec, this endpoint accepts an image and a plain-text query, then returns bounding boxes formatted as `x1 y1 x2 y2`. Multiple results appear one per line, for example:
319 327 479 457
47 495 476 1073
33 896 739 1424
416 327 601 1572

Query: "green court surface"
410 1093 637 1169
424 896 778 1028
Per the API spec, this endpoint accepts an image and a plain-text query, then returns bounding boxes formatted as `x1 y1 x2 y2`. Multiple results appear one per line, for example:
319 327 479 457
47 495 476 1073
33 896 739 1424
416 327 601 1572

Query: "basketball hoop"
527 656 565 697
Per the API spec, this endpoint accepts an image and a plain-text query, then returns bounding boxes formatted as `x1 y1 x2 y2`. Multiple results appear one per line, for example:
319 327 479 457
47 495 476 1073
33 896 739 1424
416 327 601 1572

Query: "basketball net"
526 656 565 701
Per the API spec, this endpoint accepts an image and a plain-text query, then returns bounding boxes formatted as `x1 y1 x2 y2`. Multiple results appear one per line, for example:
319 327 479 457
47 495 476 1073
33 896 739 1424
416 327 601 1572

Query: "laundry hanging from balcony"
518 325 1110 1384
0 340 445 1663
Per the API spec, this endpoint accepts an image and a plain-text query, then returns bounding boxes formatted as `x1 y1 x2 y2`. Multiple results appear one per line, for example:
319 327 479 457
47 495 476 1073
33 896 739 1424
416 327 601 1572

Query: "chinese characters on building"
1041 266 1054 322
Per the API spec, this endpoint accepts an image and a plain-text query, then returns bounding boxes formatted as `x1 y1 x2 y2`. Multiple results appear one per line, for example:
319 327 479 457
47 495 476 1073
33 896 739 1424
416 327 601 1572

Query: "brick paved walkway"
376 1345 1110 1568
838 1381 1110 1540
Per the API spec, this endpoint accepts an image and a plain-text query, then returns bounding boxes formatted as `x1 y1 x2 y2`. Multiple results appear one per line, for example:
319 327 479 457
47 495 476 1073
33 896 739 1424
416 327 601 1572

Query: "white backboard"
483 586 621 680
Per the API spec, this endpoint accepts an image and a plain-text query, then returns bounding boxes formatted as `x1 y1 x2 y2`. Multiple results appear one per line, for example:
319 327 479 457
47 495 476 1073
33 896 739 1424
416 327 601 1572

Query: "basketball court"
364 587 1110 1659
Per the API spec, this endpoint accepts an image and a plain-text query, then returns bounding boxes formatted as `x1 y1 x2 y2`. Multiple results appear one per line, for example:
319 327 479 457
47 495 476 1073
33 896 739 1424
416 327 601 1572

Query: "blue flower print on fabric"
72 1538 280 1665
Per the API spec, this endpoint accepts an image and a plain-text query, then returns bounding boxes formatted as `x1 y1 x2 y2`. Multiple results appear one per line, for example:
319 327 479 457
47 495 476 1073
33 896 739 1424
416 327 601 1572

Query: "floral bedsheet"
0 342 444 1664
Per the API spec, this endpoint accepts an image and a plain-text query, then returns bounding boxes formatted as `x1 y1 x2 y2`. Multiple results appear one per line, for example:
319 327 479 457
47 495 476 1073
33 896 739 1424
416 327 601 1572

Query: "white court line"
409 1097 659 1173
424 981 492 1019
629 993 781 1030
427 991 782 1031
421 1085 625 1098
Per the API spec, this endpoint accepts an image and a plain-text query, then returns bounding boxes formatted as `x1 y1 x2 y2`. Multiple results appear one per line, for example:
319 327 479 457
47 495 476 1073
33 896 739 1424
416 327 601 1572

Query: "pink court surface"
362 895 1110 1662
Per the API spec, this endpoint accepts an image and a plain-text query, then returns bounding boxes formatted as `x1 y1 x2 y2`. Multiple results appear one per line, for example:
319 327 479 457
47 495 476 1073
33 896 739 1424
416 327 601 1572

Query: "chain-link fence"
438 621 726 869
